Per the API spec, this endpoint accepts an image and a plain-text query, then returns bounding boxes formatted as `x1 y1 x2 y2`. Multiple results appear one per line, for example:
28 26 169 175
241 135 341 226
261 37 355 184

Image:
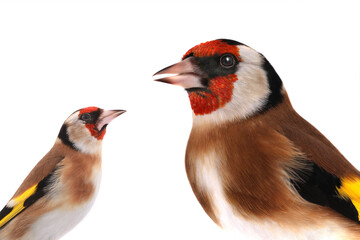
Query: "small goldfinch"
0 107 125 240
154 39 360 239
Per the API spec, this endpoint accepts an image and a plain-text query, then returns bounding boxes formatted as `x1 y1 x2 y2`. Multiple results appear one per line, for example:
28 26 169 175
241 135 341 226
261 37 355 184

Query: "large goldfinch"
0 107 125 240
154 39 360 239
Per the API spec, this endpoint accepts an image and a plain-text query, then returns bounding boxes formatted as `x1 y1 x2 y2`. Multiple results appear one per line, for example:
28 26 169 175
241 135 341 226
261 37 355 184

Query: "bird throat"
188 74 238 115
85 123 106 140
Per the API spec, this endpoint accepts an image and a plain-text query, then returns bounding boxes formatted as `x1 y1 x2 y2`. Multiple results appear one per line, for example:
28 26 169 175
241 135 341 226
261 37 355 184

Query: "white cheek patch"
231 63 270 117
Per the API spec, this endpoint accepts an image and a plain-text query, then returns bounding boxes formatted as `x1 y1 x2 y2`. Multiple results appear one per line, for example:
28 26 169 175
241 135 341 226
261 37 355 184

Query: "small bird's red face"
58 107 125 153
154 39 242 116
154 39 283 121
78 107 125 140
78 107 106 140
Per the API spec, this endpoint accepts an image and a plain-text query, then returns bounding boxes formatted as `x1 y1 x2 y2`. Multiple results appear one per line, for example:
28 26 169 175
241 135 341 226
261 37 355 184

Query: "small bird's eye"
80 113 91 122
220 54 236 68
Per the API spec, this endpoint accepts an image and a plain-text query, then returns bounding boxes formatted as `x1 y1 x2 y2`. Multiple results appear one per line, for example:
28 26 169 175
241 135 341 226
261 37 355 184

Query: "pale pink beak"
96 109 126 131
153 57 205 89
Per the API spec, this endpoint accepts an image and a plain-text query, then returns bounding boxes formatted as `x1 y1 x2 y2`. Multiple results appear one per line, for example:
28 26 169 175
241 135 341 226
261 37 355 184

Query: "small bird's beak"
153 57 205 89
96 110 126 131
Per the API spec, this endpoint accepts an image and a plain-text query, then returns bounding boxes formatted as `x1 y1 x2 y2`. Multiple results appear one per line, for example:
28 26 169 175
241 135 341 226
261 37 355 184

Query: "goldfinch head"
154 39 284 124
58 107 125 154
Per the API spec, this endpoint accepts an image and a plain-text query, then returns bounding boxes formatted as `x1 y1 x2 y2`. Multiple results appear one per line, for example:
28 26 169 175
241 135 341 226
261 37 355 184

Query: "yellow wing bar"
0 185 37 228
337 177 360 221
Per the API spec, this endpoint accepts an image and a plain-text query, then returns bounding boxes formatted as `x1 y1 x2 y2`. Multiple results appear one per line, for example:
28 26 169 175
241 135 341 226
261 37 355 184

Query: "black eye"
80 113 91 122
220 54 236 68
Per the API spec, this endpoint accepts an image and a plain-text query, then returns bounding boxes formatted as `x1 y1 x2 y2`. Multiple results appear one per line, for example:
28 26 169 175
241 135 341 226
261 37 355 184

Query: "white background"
0 0 359 239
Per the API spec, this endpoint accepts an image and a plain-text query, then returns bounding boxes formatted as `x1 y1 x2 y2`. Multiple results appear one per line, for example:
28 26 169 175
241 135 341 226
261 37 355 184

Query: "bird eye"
80 113 91 122
220 54 236 68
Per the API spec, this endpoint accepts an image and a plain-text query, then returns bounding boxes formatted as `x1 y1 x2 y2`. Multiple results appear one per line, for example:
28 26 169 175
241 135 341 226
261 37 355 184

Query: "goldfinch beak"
153 57 205 89
96 110 126 131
